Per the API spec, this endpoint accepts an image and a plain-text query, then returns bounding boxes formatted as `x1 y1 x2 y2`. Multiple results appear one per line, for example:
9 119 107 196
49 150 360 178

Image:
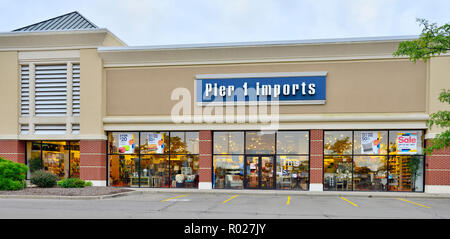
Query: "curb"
0 190 140 200
131 188 450 199
1 189 450 200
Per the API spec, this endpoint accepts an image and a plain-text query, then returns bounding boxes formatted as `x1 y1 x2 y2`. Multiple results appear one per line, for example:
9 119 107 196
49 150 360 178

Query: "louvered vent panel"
72 124 80 134
35 64 67 116
34 124 66 135
72 64 80 116
20 65 30 116
20 124 29 134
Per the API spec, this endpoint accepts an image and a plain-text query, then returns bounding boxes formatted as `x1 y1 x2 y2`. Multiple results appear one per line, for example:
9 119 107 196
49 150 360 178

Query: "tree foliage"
393 18 450 62
393 18 449 155
425 89 450 154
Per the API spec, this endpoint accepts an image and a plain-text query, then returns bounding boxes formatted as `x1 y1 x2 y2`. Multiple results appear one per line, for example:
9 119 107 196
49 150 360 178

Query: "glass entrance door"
245 156 275 189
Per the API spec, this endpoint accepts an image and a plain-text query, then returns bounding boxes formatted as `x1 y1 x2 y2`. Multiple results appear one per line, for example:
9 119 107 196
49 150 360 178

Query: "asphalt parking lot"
1 192 449 219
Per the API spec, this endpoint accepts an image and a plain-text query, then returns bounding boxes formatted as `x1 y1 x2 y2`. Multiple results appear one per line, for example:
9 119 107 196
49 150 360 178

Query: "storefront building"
1 12 449 193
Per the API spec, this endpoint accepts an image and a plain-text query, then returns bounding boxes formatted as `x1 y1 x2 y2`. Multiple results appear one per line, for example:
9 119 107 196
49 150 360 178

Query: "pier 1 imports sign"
195 72 327 105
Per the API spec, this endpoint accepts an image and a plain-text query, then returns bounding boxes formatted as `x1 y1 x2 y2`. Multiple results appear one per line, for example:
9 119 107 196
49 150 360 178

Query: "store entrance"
245 156 275 189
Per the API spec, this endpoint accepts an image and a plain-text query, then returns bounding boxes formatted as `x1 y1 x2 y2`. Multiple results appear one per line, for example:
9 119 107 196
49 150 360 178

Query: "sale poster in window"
360 131 381 154
118 133 135 154
396 132 418 154
147 133 165 154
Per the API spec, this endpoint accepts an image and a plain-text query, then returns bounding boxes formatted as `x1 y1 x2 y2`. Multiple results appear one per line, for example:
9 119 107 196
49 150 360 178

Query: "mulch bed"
0 187 134 196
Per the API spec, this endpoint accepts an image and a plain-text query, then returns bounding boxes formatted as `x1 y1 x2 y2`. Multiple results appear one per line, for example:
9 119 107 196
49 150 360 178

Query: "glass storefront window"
108 131 200 188
324 131 353 155
353 131 388 155
389 130 424 155
140 155 170 188
170 132 199 154
213 131 245 154
277 131 309 154
213 155 244 189
70 142 80 178
353 156 387 191
245 131 275 154
323 156 352 191
108 155 139 187
276 156 309 190
108 132 139 154
28 142 42 174
26 141 80 179
140 132 169 154
388 155 424 192
170 155 199 188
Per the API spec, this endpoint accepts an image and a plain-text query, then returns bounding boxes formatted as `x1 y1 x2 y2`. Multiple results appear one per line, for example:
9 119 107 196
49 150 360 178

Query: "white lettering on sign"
204 82 316 97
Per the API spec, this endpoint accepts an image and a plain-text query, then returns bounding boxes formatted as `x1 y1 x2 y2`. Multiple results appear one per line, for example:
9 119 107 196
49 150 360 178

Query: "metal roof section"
12 11 98 32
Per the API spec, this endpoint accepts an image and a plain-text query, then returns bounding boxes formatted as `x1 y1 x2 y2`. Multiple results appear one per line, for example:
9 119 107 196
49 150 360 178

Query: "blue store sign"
195 72 327 105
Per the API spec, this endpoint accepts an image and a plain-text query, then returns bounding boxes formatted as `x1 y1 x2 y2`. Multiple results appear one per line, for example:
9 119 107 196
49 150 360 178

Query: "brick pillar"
0 140 26 164
425 139 450 193
198 130 212 189
310 129 324 191
80 140 107 186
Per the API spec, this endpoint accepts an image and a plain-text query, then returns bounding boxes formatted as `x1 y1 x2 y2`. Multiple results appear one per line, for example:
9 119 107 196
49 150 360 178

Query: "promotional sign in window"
195 72 326 105
396 132 418 154
147 133 165 154
118 133 135 154
361 132 381 154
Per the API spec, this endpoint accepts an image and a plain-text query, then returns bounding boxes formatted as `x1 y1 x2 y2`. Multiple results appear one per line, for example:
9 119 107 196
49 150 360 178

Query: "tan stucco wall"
0 51 19 137
105 59 427 116
80 49 105 138
428 56 450 134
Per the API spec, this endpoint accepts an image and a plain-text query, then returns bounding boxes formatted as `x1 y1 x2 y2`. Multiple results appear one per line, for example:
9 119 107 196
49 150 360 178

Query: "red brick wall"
199 130 212 184
80 140 107 181
0 140 25 164
310 129 324 184
425 140 450 186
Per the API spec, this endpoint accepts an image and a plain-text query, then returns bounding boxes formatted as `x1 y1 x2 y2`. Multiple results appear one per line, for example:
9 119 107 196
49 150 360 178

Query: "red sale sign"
396 133 418 154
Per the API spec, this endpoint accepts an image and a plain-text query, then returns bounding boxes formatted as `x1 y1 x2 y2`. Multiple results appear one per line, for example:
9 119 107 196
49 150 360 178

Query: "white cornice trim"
103 113 429 124
98 35 419 52
103 122 427 131
102 55 411 68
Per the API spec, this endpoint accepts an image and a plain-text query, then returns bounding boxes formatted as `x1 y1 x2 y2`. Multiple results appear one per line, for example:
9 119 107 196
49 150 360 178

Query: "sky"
0 0 449 46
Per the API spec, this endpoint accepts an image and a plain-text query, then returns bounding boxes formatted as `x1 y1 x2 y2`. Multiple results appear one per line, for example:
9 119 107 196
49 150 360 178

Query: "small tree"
393 18 449 154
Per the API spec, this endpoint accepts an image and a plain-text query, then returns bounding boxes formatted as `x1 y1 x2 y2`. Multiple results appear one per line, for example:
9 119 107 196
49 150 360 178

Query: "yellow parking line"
286 196 291 205
223 195 239 204
340 197 359 207
397 198 431 209
161 194 188 202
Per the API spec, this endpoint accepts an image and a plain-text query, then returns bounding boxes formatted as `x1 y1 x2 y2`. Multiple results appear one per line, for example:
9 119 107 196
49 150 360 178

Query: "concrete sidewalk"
1 188 450 200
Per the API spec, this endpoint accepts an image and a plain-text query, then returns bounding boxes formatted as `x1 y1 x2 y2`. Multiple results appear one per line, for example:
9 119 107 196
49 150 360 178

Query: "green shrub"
84 181 93 187
58 178 86 188
30 170 57 188
0 157 28 191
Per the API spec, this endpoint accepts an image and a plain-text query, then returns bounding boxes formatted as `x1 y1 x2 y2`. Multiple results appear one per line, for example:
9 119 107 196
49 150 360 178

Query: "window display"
353 156 387 191
26 141 80 179
276 156 309 190
108 155 138 187
108 131 199 188
170 155 199 188
108 132 139 154
213 131 309 190
324 130 425 192
323 156 352 191
213 155 244 189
